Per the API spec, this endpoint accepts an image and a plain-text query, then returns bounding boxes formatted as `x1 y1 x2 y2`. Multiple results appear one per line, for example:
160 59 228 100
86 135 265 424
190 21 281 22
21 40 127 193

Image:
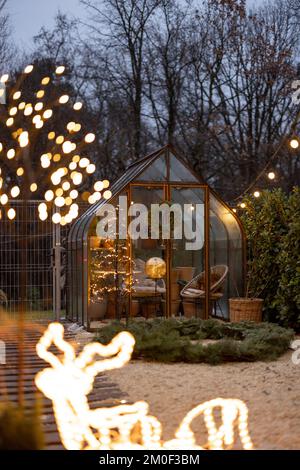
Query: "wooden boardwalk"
0 320 127 449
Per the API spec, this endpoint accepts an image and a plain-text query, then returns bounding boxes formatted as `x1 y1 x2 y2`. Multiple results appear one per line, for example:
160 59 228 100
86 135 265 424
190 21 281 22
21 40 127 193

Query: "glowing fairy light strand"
0 64 105 224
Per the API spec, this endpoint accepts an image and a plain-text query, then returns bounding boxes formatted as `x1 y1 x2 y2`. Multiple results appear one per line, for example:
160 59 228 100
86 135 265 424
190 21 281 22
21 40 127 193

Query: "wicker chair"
180 265 229 318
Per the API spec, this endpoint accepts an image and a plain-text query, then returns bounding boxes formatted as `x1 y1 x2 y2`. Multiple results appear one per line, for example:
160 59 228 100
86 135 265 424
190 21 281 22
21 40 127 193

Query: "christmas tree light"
0 64 110 224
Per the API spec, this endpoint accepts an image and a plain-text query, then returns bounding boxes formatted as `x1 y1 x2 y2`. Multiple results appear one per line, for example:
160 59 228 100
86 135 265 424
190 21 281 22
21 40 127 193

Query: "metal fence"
0 201 65 320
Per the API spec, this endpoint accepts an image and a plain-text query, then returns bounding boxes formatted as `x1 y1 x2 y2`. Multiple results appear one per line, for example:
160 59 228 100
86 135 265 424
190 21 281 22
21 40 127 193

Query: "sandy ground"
72 326 300 450
107 351 300 450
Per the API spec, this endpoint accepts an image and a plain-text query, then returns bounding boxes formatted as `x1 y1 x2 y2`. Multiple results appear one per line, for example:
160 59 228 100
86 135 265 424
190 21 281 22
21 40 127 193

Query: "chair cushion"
182 288 205 298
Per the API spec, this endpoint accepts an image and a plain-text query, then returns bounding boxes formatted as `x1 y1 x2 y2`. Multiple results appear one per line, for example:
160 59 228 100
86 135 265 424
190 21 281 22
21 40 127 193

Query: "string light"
35 324 253 451
253 191 260 198
289 138 299 149
24 64 34 74
13 91 21 100
7 208 16 220
268 172 275 180
0 63 108 223
73 102 83 111
85 133 95 144
0 74 9 83
41 76 50 85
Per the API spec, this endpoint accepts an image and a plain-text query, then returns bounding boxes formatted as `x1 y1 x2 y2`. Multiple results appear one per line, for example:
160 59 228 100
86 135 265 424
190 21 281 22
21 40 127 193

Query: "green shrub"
241 189 289 322
94 318 293 365
275 188 300 330
241 188 300 330
0 401 44 450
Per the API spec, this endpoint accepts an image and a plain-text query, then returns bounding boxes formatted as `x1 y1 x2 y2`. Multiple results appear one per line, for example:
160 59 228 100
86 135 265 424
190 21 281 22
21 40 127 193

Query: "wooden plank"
0 320 127 449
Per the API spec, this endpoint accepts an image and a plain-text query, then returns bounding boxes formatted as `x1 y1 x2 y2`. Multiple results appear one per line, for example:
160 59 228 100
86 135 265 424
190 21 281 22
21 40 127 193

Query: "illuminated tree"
0 61 111 225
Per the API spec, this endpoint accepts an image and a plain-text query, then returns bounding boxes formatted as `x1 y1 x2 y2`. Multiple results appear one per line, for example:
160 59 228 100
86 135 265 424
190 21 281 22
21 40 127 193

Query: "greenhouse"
67 145 245 330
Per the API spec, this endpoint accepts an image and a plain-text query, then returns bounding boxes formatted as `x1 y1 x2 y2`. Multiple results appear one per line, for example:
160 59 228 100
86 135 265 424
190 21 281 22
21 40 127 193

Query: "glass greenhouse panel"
170 186 206 318
130 186 167 318
209 193 244 319
137 154 167 181
169 156 199 182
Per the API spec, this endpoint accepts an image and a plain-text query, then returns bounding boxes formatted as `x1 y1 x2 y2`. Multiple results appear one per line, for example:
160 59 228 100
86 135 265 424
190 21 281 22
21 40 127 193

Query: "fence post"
53 210 61 321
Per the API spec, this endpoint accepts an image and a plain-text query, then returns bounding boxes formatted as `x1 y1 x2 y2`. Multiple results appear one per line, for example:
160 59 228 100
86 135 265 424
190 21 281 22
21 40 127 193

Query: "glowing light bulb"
0 74 9 83
7 149 15 160
103 180 110 189
43 109 53 119
41 76 50 85
52 213 62 224
86 164 96 174
41 154 51 168
289 138 299 149
56 136 64 145
73 102 83 111
55 66 65 75
51 172 61 186
0 194 8 205
240 203 246 209
268 172 275 180
13 91 21 100
9 107 18 116
85 133 95 144
70 190 78 200
35 102 43 111
88 194 96 204
19 131 29 148
45 190 54 202
62 141 73 154
72 173 82 186
103 190 112 200
36 90 45 99
7 208 16 220
17 167 24 176
6 117 14 127
62 181 70 191
67 122 76 132
79 158 89 168
55 197 65 208
253 191 260 198
24 65 34 74
94 181 104 192
30 183 37 192
39 211 48 221
24 105 33 116
11 186 20 198
59 95 69 104
38 203 47 212
69 162 77 171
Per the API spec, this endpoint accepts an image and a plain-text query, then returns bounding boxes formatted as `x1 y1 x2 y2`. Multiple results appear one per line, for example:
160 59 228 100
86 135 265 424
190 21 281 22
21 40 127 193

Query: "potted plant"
229 250 264 323
229 204 266 323
88 294 108 320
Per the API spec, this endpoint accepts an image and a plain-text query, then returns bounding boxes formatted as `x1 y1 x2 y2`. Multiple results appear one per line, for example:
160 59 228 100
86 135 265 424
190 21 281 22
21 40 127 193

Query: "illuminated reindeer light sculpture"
35 323 253 450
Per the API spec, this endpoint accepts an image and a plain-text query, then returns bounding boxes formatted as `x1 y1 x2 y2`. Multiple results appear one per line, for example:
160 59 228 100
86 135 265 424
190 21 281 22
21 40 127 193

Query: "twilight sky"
8 0 85 48
7 0 262 48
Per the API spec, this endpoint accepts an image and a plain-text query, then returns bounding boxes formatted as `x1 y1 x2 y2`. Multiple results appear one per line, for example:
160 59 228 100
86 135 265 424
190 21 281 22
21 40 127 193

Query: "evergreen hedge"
95 318 293 365
242 188 300 330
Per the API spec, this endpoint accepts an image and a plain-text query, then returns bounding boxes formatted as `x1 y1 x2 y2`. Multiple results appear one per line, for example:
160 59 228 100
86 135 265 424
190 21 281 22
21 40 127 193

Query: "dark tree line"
1 0 300 201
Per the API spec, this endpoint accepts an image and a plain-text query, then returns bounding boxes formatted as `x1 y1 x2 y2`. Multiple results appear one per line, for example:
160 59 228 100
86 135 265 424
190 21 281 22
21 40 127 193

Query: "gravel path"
108 350 300 450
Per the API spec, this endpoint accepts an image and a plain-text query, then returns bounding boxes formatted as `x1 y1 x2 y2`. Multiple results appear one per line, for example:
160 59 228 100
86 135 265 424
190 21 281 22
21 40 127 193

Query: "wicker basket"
229 298 263 323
